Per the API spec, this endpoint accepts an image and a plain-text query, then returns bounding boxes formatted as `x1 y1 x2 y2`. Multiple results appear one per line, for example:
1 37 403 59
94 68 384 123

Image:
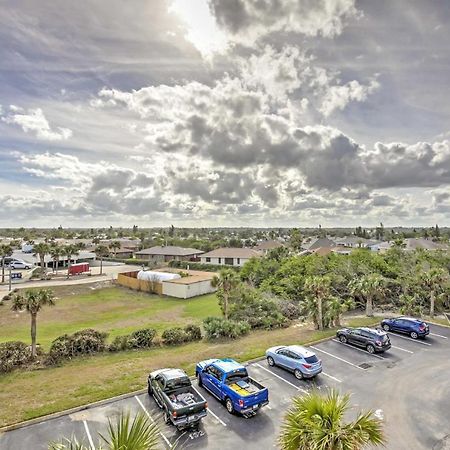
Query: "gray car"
266 345 322 380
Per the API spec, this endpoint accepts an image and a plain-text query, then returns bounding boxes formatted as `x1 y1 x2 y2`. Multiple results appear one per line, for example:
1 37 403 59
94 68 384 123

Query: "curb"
0 388 146 433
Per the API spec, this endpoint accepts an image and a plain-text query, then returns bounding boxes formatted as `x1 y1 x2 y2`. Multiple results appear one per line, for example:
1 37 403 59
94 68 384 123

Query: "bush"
2 288 19 302
162 327 188 345
184 324 202 341
203 317 250 339
48 329 108 364
127 328 156 349
0 341 32 373
109 335 131 352
278 300 302 320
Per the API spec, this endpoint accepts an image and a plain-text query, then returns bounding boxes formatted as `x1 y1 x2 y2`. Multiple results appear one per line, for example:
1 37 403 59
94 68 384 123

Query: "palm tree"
279 389 385 450
95 245 110 275
63 245 79 279
33 242 50 277
110 241 121 257
0 243 13 283
419 267 449 317
11 288 55 358
49 411 161 450
349 274 385 317
211 268 241 319
303 276 332 330
50 243 64 274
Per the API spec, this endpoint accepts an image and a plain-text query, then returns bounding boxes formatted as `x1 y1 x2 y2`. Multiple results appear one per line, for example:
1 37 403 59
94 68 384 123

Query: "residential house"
254 240 285 255
134 246 204 263
199 247 262 267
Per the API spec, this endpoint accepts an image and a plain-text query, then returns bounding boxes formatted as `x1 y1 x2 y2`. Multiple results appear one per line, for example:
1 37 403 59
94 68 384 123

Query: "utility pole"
8 265 12 291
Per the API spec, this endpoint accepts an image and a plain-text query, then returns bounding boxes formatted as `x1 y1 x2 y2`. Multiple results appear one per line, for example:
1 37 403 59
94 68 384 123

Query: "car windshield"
304 355 319 364
166 376 191 390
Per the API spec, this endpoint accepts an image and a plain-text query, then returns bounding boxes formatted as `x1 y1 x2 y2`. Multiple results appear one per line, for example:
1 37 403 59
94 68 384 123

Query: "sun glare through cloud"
169 0 228 56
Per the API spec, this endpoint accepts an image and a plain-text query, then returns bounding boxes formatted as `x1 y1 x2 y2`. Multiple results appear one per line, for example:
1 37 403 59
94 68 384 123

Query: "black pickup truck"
148 368 208 430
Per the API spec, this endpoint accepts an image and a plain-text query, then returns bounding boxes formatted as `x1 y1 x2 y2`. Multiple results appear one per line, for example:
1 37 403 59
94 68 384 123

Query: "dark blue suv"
381 317 429 339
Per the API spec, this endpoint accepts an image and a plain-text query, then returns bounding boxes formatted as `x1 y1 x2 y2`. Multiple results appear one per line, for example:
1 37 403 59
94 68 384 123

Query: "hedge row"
0 341 33 373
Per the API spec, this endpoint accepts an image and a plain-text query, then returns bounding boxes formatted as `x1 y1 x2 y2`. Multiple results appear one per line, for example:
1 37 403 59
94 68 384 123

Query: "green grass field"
0 284 221 349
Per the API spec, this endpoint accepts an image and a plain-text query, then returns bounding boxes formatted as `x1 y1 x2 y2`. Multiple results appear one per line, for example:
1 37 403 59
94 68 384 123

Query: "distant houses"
134 246 204 263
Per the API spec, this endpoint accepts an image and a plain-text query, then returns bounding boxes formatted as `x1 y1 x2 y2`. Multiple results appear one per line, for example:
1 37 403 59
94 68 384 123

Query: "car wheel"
267 356 275 367
294 369 303 380
382 324 390 331
197 373 203 387
410 331 418 339
339 335 347 344
147 383 153 396
225 398 234 415
367 344 375 354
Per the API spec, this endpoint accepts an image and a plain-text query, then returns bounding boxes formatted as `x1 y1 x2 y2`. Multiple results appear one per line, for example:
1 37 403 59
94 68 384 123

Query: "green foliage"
161 324 202 345
127 328 156 349
279 389 385 450
203 317 250 339
168 260 240 272
48 329 108 364
0 341 32 373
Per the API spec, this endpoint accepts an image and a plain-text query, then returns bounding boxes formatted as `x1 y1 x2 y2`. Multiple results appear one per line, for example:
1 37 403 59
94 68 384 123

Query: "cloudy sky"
1 0 449 228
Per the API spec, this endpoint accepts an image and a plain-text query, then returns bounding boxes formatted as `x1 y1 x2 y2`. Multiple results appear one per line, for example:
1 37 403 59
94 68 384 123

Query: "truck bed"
227 378 264 396
165 386 204 409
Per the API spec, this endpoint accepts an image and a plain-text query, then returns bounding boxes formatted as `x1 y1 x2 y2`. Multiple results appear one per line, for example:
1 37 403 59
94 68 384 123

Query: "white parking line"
331 339 385 360
430 332 448 339
310 346 365 370
191 387 227 427
321 372 342 383
254 363 307 393
83 420 95 450
134 396 173 448
391 345 414 354
388 333 432 346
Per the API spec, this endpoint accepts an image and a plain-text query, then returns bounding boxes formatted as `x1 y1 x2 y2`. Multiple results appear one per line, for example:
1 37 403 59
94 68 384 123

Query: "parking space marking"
430 332 448 339
254 363 307 393
134 396 173 447
391 345 414 354
388 333 432 346
321 372 342 383
191 387 227 427
331 339 385 360
310 346 365 370
83 420 95 450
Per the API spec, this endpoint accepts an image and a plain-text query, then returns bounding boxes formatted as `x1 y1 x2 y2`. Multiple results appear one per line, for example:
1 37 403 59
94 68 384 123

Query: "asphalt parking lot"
1 323 450 450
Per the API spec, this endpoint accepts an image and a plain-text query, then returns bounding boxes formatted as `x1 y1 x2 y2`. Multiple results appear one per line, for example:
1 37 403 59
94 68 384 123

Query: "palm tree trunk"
223 292 229 320
317 297 323 330
31 313 37 358
366 296 373 317
1 257 4 283
55 257 59 275
100 257 103 275
67 257 71 279
430 290 435 318
40 255 45 278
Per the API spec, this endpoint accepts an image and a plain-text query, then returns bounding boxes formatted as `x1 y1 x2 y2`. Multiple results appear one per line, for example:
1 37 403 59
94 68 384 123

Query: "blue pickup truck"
196 358 269 416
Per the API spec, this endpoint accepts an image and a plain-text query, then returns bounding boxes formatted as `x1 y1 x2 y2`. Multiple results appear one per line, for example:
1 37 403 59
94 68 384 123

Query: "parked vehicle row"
147 316 432 430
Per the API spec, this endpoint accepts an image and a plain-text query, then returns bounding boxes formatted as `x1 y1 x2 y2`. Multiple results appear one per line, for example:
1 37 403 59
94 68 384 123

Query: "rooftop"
201 247 262 258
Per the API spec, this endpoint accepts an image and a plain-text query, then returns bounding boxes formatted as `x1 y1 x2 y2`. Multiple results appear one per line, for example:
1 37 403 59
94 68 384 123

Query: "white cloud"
2 107 73 141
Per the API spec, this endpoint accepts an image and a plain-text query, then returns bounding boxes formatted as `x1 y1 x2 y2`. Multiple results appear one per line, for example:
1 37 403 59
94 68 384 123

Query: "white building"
199 247 262 267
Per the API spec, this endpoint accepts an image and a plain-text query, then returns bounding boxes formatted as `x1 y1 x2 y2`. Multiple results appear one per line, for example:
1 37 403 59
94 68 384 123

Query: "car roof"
398 316 424 323
212 358 245 373
358 327 386 335
286 345 316 358
159 368 188 381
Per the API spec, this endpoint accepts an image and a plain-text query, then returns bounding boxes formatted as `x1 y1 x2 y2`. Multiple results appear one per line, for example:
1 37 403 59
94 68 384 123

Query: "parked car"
148 368 207 430
196 358 269 416
265 345 322 379
8 261 32 270
336 327 391 353
381 317 429 339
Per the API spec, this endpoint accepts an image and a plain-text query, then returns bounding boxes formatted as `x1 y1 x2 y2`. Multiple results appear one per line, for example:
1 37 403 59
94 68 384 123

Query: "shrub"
109 335 131 352
184 324 202 341
161 327 188 345
0 341 32 373
278 300 302 320
203 317 250 339
48 329 108 364
127 328 156 349
168 260 240 272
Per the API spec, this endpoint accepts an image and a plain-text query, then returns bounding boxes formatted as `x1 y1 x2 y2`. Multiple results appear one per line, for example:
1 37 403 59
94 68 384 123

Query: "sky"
0 0 449 228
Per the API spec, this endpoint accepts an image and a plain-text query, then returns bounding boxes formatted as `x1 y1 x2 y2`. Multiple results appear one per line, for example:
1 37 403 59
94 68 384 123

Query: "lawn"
0 316 377 428
0 284 221 349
